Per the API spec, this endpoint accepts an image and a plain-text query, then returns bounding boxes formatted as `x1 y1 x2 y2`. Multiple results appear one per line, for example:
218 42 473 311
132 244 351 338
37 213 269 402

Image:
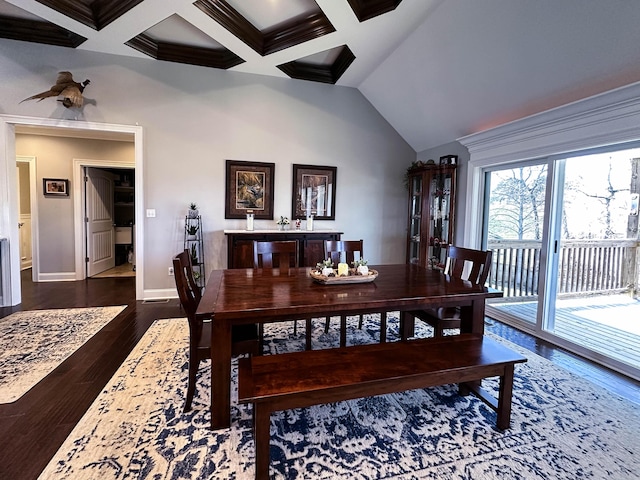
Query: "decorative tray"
309 269 378 285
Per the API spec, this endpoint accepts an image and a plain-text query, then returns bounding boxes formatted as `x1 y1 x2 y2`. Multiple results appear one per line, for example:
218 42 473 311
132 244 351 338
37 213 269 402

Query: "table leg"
211 319 232 429
497 364 515 430
460 299 486 335
254 403 271 480
305 318 312 350
399 311 414 340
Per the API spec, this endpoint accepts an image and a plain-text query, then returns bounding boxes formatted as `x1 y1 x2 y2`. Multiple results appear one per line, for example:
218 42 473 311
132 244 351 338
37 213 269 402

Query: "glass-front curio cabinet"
406 164 456 268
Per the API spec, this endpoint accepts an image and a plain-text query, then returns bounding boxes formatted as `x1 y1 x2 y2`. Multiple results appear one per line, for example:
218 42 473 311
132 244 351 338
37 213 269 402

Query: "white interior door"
86 168 115 276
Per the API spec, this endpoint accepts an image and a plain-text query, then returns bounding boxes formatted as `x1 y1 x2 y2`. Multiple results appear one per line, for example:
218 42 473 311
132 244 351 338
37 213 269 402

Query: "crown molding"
458 81 640 165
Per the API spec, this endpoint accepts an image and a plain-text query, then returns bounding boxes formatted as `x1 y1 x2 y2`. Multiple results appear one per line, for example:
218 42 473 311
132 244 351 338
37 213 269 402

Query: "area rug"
39 315 640 479
0 305 126 403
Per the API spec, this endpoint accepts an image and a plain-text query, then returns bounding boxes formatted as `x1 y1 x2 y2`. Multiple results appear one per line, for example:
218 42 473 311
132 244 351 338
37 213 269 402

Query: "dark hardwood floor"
0 270 182 480
0 270 638 480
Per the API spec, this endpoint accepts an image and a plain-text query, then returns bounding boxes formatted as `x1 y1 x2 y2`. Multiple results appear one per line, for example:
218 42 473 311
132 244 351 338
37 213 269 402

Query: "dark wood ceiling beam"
278 62 334 84
92 0 144 30
126 33 244 70
35 0 143 30
0 15 86 47
263 11 335 56
194 0 334 56
193 0 263 53
277 46 355 85
331 46 356 80
346 0 403 22
35 0 96 29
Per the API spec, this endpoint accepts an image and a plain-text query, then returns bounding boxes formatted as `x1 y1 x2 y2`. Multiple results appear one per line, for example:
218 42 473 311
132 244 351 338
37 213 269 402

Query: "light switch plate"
146 209 156 218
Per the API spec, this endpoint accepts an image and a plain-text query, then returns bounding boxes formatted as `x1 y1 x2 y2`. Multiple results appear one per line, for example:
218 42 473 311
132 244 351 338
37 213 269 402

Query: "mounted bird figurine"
21 71 90 108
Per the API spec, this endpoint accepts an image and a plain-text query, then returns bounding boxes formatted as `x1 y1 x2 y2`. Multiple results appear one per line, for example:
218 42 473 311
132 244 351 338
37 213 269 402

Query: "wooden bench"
238 334 527 480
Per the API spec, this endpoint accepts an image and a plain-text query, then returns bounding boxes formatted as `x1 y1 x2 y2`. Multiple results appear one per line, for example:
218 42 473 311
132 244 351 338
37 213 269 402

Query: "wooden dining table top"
198 263 503 429
196 263 502 323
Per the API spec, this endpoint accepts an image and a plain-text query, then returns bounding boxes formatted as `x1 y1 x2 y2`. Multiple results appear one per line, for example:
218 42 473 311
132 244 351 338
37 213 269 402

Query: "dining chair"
323 240 368 344
409 245 493 337
253 240 298 272
173 249 259 412
253 240 312 350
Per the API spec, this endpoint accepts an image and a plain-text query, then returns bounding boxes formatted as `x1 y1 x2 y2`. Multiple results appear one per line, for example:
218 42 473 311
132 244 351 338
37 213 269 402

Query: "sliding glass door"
545 149 640 372
484 162 548 327
483 146 640 379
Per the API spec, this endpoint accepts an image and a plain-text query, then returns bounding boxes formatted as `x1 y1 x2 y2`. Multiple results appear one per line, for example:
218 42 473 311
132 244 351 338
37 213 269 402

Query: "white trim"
37 272 77 282
73 158 135 281
459 81 640 166
143 288 178 301
0 114 144 305
16 156 38 280
0 238 10 305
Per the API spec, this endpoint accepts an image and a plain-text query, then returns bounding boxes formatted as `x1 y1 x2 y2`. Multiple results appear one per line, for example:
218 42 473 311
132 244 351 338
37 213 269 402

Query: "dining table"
196 263 503 430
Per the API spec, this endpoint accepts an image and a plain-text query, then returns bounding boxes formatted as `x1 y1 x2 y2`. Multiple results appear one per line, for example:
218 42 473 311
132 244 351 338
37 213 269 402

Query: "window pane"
485 164 548 325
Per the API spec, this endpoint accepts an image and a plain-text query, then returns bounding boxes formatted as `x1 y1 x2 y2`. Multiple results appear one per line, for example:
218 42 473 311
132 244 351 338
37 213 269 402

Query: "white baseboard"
37 272 77 282
143 288 178 301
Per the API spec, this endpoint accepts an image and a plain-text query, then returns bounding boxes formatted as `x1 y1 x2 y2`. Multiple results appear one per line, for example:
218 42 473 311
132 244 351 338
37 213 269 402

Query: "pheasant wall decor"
21 71 90 108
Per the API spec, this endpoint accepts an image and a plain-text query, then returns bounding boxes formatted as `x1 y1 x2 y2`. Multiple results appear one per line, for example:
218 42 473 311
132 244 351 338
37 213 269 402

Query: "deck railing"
486 239 639 299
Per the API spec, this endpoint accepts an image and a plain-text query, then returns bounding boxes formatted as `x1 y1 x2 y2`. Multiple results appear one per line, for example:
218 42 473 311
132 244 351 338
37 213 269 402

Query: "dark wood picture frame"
43 178 69 196
291 164 337 220
225 160 275 219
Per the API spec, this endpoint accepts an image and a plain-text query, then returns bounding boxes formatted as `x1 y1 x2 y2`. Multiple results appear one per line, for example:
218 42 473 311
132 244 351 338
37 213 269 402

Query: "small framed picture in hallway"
43 178 69 196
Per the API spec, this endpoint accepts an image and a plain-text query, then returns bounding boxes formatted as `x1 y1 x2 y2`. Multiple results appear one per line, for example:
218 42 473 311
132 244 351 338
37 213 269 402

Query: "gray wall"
1 39 415 293
15 135 134 274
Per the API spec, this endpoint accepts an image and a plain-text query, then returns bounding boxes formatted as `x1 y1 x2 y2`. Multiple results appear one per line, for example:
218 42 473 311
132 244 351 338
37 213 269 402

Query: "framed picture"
43 178 69 196
225 160 275 219
291 164 337 220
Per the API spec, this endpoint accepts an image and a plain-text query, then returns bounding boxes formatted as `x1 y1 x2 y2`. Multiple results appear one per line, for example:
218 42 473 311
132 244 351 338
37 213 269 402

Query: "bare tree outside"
563 153 633 240
487 165 547 240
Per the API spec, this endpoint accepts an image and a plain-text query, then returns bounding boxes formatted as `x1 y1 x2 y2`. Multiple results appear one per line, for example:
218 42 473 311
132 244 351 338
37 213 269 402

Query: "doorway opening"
0 115 144 306
84 167 136 279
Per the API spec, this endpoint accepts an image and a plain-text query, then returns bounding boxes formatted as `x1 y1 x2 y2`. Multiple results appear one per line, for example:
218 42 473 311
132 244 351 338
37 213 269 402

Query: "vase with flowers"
276 216 290 231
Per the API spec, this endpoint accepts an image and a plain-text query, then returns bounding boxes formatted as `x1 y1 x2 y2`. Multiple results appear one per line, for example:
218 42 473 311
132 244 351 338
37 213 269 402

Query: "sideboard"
224 230 343 268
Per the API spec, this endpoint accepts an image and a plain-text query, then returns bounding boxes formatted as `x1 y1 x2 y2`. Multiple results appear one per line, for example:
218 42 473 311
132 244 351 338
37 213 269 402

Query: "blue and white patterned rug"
39 315 639 479
0 305 126 403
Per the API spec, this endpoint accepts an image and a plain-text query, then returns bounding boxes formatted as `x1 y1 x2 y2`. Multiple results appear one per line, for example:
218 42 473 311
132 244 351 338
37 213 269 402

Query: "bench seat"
238 334 527 480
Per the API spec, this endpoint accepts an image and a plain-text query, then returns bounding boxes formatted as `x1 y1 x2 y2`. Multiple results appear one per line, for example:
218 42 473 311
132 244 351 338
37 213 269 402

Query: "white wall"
0 38 415 295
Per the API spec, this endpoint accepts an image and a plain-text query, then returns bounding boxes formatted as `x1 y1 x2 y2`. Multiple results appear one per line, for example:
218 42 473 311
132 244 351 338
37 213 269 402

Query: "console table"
224 230 343 268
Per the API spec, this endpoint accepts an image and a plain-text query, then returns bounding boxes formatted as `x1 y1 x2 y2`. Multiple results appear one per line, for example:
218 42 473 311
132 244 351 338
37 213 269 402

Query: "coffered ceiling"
0 0 437 86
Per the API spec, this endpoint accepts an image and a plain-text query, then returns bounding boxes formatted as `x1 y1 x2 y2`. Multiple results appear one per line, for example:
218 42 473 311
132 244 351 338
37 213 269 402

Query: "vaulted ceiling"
3 0 640 152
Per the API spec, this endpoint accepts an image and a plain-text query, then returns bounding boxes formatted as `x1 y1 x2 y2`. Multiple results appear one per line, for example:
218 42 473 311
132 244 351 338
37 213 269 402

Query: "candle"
246 212 254 231
306 214 314 231
337 262 349 276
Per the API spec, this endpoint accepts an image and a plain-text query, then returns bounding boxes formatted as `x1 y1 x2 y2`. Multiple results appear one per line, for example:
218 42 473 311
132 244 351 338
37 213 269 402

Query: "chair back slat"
173 249 201 318
445 245 492 285
324 240 364 266
253 240 299 273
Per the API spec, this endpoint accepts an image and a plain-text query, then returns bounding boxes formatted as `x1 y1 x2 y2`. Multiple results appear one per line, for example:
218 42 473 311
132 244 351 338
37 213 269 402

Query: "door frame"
0 115 144 305
73 161 133 280
16 155 38 280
